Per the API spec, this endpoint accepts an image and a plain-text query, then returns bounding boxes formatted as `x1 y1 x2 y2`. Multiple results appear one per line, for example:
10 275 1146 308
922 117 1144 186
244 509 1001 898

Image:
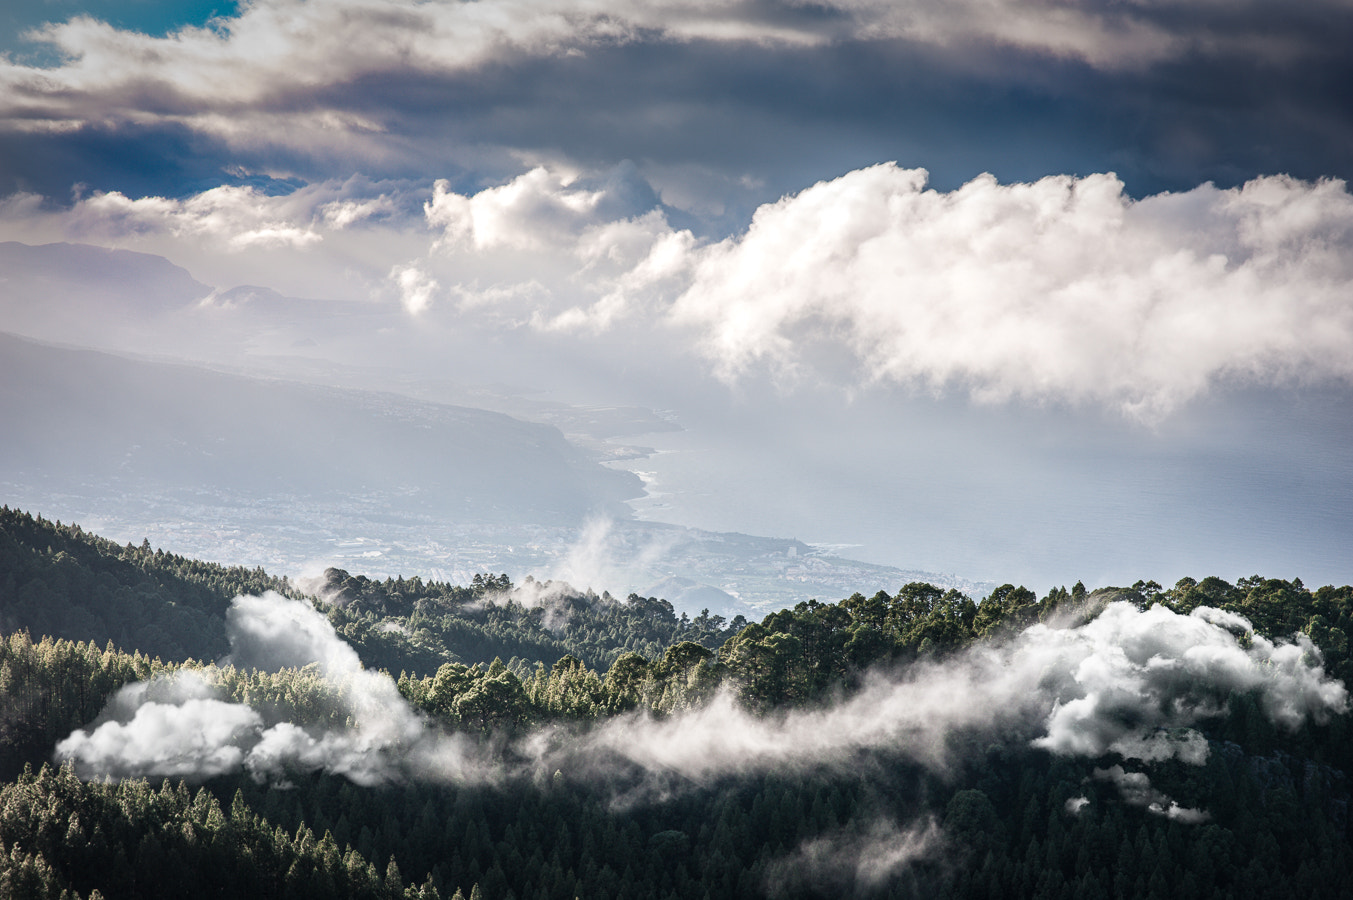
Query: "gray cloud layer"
9 0 1348 105
2 0 1351 200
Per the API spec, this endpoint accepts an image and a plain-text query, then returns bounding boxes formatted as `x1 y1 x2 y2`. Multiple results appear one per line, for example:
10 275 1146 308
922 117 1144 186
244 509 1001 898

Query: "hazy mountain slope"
0 241 210 312
0 241 215 359
0 243 993 608
0 332 641 525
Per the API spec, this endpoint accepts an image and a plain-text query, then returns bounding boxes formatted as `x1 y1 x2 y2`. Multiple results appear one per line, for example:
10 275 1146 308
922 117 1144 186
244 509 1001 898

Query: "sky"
2 0 1352 594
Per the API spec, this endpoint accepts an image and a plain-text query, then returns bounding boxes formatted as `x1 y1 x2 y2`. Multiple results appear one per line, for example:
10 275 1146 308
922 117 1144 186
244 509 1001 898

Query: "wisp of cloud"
53 592 1348 888
56 593 1346 830
561 601 1345 783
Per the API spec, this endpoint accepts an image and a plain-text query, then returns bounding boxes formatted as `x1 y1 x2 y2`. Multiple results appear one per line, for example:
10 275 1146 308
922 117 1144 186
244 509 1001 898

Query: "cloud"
321 194 401 229
426 167 608 254
533 516 632 598
6 160 1353 419
57 179 414 251
565 602 1346 782
0 174 427 304
2 0 833 164
3 0 1350 194
223 591 366 675
764 818 943 896
53 671 261 780
5 0 1344 119
63 186 319 249
414 164 1353 418
1094 765 1210 823
412 165 693 327
57 592 490 786
391 262 439 314
460 518 685 630
671 166 1353 417
54 592 1346 853
55 597 1353 788
423 166 681 263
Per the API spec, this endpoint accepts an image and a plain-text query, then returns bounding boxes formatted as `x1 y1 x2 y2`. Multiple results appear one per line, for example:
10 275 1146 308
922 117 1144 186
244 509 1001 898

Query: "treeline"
389 576 1353 757
320 567 742 677
5 580 1352 898
222 737 1353 900
0 632 151 780
725 576 1353 711
0 631 717 779
7 728 1351 899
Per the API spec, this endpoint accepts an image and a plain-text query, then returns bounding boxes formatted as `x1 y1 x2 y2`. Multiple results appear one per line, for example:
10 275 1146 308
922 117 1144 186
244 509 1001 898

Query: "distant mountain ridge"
0 241 211 312
0 331 641 526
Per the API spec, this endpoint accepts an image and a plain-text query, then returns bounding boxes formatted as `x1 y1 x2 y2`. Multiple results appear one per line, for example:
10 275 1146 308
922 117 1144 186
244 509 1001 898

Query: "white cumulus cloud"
56 593 490 786
670 166 1353 417
407 164 1353 418
66 186 322 250
6 160 1353 418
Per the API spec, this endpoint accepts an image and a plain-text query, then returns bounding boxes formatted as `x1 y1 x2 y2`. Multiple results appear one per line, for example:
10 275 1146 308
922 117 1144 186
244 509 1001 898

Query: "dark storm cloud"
0 122 254 199
2 0 1351 210
440 37 1353 199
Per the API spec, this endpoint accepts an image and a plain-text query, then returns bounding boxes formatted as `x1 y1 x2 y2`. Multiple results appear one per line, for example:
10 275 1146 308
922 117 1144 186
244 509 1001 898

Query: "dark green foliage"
5 738 1353 900
715 582 1045 709
0 507 300 664
397 639 722 732
5 510 1353 898
317 567 738 677
139 736 1345 900
0 506 740 681
0 762 431 899
0 631 151 779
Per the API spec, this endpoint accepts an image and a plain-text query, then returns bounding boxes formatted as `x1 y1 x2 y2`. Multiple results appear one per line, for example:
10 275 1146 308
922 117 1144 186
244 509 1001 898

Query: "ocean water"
617 384 1353 594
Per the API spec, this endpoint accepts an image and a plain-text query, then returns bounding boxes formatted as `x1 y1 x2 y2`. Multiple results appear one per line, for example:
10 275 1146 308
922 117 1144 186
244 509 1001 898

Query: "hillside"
0 508 737 678
2 512 1353 899
0 332 641 527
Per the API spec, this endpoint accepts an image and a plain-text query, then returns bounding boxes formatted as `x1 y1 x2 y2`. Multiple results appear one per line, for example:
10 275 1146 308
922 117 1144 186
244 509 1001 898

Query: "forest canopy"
3 506 1352 899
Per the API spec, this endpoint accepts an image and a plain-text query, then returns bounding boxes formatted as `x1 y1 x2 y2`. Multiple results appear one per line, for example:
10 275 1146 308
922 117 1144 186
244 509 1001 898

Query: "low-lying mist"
54 590 1349 883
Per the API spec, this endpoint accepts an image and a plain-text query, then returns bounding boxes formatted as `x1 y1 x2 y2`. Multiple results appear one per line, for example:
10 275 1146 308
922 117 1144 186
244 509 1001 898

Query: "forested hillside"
0 507 299 662
3 508 1353 899
0 508 740 678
